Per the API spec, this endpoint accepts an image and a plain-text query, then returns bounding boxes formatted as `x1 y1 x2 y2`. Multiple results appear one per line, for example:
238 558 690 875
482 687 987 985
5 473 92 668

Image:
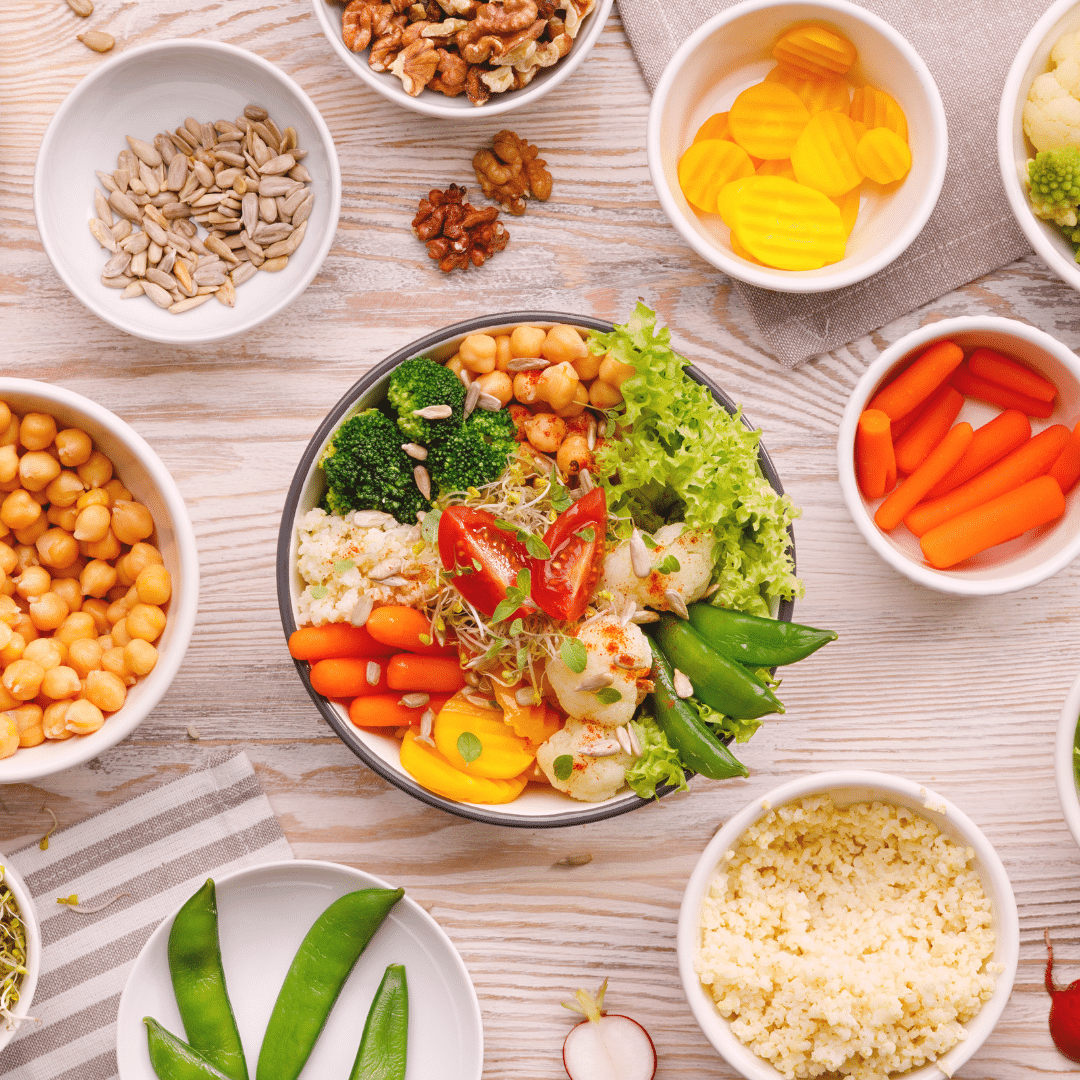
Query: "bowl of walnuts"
311 0 613 117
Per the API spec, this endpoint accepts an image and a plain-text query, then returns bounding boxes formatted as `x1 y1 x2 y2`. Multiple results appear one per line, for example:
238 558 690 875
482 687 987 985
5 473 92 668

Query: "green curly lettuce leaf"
624 713 688 799
692 698 762 745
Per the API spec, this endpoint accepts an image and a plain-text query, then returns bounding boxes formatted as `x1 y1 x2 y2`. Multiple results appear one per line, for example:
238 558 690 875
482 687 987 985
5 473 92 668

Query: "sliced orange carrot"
365 605 454 655
924 410 1032 499
951 363 1055 419
921 476 1066 569
893 385 964 474
874 422 973 532
349 692 452 728
868 340 965 421
309 656 392 698
967 347 1058 404
1049 421 1080 495
855 409 896 499
904 424 1072 536
386 653 466 693
288 624 396 661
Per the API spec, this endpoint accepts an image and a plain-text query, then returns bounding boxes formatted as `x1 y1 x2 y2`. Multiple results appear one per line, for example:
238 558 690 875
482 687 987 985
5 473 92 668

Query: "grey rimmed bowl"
276 311 795 828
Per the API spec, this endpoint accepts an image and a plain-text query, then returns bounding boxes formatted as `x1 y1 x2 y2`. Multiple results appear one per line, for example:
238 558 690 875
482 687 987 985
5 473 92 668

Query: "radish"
561 978 656 1080
1046 929 1080 1062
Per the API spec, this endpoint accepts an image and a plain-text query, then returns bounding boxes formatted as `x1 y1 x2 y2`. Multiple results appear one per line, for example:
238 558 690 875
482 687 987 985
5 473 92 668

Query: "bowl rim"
0 378 200 783
0 857 40 1054
33 37 343 346
1054 670 1080 851
676 769 1021 1080
646 0 949 294
309 0 614 119
276 309 795 828
836 315 1080 596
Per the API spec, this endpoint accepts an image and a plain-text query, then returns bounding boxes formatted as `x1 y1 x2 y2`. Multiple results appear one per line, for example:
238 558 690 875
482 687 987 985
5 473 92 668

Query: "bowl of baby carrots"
838 316 1080 594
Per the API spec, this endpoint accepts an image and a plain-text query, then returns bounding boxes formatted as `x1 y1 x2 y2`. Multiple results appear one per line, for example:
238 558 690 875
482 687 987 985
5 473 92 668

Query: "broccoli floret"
465 405 517 453
1029 148 1080 226
386 357 466 446
319 408 430 524
427 411 517 496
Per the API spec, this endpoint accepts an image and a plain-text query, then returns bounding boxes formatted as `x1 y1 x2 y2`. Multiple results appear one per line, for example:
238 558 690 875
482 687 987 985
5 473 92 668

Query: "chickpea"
555 382 590 420
0 416 18 449
13 544 38 574
494 335 512 371
537 362 580 412
0 404 10 434
111 618 132 647
105 479 133 504
0 597 16 627
64 698 104 736
126 603 166 643
55 428 93 467
598 353 637 388
123 543 163 580
459 334 497 374
0 446 17 485
541 324 589 365
37 528 79 571
18 721 44 748
45 470 85 508
68 638 103 678
13 516 48 546
0 544 15 577
0 625 10 654
51 557 85 582
1 490 40 531
19 413 57 452
51 578 83 614
135 564 172 606
0 715 17 759
523 413 567 454
16 565 50 600
81 559 118 599
111 501 154 546
0 633 24 665
18 451 61 493
84 669 126 713
102 646 134 684
106 584 131 606
124 638 158 676
83 599 109 636
76 488 110 511
11 614 37 644
557 434 593 476
41 666 80 700
510 325 546 360
571 351 603 381
47 505 79 533
29 592 69 632
512 371 543 405
24 637 63 671
28 488 50 507
474 371 513 408
81 530 121 562
589 379 624 409
55 612 95 646
3 659 44 701
73 503 111 543
0 685 17 713
42 701 74 740
76 450 113 489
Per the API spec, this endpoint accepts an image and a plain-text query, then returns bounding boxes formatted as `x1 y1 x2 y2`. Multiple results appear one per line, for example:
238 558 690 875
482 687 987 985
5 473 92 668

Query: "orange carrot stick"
924 410 1032 499
365 605 455 656
968 347 1058 404
386 654 466 693
904 424 1072 536
309 656 391 698
1049 421 1080 495
874 422 974 531
855 409 897 499
894 385 964 474
349 692 452 728
951 363 1055 419
288 624 397 661
920 475 1066 569
868 340 965 421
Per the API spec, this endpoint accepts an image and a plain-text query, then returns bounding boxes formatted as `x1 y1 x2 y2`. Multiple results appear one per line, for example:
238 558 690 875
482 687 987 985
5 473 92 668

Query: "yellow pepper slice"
728 82 810 160
399 729 529 803
432 692 536 779
678 139 756 214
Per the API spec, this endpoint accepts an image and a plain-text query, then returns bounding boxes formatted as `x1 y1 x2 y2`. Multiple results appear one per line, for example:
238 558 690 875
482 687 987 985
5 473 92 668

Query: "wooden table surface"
3 0 1080 1077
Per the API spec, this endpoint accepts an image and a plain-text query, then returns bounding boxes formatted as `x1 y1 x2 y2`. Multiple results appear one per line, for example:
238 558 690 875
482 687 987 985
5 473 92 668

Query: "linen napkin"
617 0 1042 366
0 750 292 1080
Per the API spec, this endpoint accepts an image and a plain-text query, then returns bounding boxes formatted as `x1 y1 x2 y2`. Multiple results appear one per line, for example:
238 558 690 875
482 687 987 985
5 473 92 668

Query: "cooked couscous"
696 795 999 1080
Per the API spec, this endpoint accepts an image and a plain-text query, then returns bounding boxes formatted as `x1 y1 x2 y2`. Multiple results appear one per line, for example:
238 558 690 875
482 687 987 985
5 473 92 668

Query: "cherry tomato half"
438 506 530 618
531 487 607 622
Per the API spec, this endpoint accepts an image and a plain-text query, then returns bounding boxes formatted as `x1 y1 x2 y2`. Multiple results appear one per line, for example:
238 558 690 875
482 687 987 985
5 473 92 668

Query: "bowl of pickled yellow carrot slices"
647 0 948 292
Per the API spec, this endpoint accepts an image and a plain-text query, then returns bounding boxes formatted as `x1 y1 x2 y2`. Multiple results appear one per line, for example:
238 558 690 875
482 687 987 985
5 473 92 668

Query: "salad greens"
0 869 27 1025
625 714 689 799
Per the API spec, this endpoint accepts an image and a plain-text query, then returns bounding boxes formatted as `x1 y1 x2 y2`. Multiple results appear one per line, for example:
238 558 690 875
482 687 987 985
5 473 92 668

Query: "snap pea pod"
255 887 404 1080
687 603 837 667
144 1017 234 1080
655 616 784 719
649 640 747 780
168 880 248 1080
349 964 409 1080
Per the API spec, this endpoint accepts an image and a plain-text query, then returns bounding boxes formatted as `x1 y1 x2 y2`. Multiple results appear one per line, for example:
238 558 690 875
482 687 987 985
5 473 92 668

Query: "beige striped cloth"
0 750 292 1080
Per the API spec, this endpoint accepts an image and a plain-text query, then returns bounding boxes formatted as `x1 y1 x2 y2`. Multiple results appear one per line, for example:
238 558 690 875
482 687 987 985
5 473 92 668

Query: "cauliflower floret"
536 719 632 802
546 614 652 728
1024 69 1080 153
601 523 714 613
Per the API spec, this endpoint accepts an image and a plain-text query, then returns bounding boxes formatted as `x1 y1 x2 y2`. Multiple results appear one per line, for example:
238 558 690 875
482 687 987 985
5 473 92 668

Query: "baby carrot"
288 624 396 661
855 409 896 499
365 606 453 656
349 693 452 728
386 654 466 694
874 422 973 531
920 475 1066 569
1050 421 1080 495
309 657 391 699
951 364 1055 419
904 424 1072 536
894 385 964 474
868 339 965 421
968 347 1058 403
924 410 1032 499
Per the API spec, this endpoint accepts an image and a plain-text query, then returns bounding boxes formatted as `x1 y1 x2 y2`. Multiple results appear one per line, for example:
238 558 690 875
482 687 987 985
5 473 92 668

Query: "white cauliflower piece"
1023 29 1080 154
546 614 652 728
601 523 714 613
536 719 632 802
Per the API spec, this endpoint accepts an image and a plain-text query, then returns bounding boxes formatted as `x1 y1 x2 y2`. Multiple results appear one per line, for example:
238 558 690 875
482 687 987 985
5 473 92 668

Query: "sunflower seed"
88 218 116 252
112 219 132 241
129 249 147 277
193 267 226 287
108 189 141 222
78 29 114 51
252 221 291 244
586 416 597 451
127 136 161 168
400 443 427 462
244 104 268 122
143 204 168 229
664 589 689 619
400 692 430 709
414 465 432 500
259 154 295 176
506 357 549 371
291 193 314 227
515 685 538 707
145 267 177 290
101 273 133 288
172 260 195 295
627 723 642 757
231 262 258 286
102 249 131 277
369 558 402 580
137 162 158 197
615 725 632 754
120 281 144 299
578 469 594 493
162 202 191 220
280 186 306 217
672 668 694 698
121 230 149 253
630 609 659 624
457 368 472 388
142 218 167 246
260 255 288 272
582 740 622 758
92 189 112 227
240 192 259 235
288 163 312 183
142 281 173 308
200 121 216 149
169 294 212 313
348 595 374 627
154 134 177 164
553 854 593 868
204 235 239 263
214 277 236 307
259 196 277 223
165 229 191 251
412 404 453 420
630 529 650 578
257 176 294 198
704 582 721 598
158 249 176 274
96 170 119 193
574 672 613 693
419 709 435 739
476 392 502 411
187 725 200 741
463 380 482 419
66 0 93 15
165 154 187 192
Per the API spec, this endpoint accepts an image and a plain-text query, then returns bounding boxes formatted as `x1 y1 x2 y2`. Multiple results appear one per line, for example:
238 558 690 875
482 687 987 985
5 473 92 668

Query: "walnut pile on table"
473 129 552 215
339 0 596 106
412 184 509 271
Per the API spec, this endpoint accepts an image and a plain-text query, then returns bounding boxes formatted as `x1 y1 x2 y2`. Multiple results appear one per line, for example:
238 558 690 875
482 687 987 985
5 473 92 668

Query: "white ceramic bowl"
678 770 1020 1080
999 0 1080 295
1054 670 1080 851
0 859 40 1056
34 39 341 345
0 379 199 784
837 316 1080 595
647 0 948 293
311 0 612 119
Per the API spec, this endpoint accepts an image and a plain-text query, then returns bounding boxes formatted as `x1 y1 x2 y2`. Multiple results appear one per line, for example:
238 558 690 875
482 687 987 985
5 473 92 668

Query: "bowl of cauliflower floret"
1000 0 1080 288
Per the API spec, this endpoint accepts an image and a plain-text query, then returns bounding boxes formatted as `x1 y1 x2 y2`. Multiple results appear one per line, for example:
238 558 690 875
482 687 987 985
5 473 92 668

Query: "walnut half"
390 38 441 94
473 129 553 214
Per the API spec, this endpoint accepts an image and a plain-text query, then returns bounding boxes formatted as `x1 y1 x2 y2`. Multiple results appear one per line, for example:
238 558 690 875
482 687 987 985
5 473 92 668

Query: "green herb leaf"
333 558 355 574
472 558 483 572
516 645 528 670
509 618 524 637
653 554 681 575
457 731 483 765
309 585 329 600
420 509 442 546
418 633 432 646
561 637 587 673
548 466 573 512
595 687 623 704
577 527 595 542
641 533 658 550
481 638 507 662
515 568 531 594
490 597 519 623
553 754 574 782
495 520 552 560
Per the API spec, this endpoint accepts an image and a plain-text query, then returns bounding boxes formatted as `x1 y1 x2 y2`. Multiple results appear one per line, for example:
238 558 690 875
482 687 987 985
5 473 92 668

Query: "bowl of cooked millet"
678 770 1019 1080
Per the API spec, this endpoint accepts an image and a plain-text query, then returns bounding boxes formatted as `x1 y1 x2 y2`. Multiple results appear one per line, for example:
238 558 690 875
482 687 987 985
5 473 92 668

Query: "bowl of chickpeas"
0 380 199 784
